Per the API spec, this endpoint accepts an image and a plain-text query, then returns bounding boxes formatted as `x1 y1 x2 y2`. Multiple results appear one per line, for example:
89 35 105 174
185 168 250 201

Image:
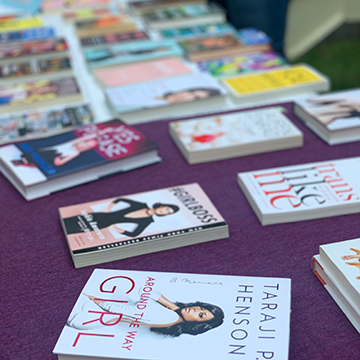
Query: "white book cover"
238 157 360 224
53 268 291 360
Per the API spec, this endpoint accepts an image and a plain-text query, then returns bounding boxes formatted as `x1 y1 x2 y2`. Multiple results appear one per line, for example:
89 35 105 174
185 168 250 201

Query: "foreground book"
237 157 360 225
169 105 303 164
294 88 360 145
59 183 229 267
53 268 291 359
312 238 360 332
0 120 160 200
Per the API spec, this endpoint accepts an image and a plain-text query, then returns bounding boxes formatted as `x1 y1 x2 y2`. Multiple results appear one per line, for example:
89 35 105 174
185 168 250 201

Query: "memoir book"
80 31 149 47
105 73 227 124
0 119 160 200
312 238 360 332
237 157 360 225
169 105 303 164
53 268 291 360
59 183 229 267
294 89 360 145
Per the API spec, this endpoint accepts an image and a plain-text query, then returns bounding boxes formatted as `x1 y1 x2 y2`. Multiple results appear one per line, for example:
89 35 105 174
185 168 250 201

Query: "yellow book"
0 17 44 33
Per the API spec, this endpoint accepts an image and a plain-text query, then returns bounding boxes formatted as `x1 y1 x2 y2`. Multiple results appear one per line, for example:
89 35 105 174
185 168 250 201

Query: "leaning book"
0 119 160 200
237 157 360 225
53 268 290 359
59 183 229 267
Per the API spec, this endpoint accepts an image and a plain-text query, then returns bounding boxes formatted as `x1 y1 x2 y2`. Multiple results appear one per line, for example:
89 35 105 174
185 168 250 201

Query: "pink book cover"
94 57 192 87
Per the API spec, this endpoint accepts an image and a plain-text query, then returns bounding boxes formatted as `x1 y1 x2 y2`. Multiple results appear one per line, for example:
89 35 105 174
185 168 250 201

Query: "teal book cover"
1 0 42 14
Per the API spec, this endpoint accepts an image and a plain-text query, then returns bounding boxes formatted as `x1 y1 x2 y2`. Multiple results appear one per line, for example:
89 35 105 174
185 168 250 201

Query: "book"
237 28 272 46
42 0 110 13
59 183 229 267
1 0 42 14
130 0 206 15
223 64 330 104
85 40 183 69
169 105 303 164
312 238 360 332
0 77 82 113
53 268 291 359
0 119 161 200
159 22 236 40
63 6 121 23
197 51 288 78
0 103 94 144
0 26 55 43
237 157 360 225
0 38 68 63
80 31 149 47
94 57 192 88
179 34 272 62
0 17 43 33
294 88 360 145
143 3 226 30
106 73 227 124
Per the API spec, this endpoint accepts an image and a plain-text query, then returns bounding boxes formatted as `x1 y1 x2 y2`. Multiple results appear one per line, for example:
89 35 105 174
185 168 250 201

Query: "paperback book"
237 157 360 225
169 105 303 164
312 238 360 332
0 119 160 200
105 73 227 124
130 0 206 15
294 88 360 144
0 26 55 43
80 31 149 47
223 64 330 104
0 103 94 144
42 0 110 13
59 183 229 267
1 0 42 14
0 17 43 32
53 268 291 359
237 28 272 46
63 6 121 22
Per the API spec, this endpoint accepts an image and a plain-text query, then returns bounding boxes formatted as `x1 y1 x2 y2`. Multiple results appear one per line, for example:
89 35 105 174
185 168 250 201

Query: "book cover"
1 0 42 14
237 28 272 46
94 57 192 87
80 31 149 47
0 27 55 43
106 73 226 113
180 34 241 53
0 17 43 32
42 0 110 12
238 157 360 224
0 38 68 61
198 51 288 78
53 268 291 360
0 119 158 186
63 6 119 21
0 104 94 143
85 40 182 68
0 57 71 79
75 15 134 32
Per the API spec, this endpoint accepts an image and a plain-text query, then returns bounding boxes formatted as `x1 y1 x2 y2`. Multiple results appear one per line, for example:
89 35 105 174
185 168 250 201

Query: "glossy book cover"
53 268 291 360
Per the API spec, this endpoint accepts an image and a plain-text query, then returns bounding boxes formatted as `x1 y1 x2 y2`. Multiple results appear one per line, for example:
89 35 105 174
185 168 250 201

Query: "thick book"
0 103 94 144
59 183 229 267
0 27 55 43
94 57 192 87
223 64 330 104
105 73 227 124
80 31 149 47
0 77 82 113
169 105 303 164
294 89 360 145
197 51 288 78
237 157 360 225
85 40 182 69
180 34 271 62
0 119 160 200
53 268 291 359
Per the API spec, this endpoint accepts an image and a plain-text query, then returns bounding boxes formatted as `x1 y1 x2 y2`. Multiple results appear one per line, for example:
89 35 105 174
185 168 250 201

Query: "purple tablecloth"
1 102 360 359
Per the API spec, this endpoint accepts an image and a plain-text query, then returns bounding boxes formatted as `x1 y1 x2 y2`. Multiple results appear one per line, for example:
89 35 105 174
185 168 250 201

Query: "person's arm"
109 221 149 237
103 198 141 213
53 152 80 166
156 295 179 311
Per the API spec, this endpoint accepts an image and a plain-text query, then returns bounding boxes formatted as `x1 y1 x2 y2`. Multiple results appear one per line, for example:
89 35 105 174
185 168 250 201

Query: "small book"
180 34 271 62
237 157 360 225
0 26 55 43
223 64 330 104
80 31 149 47
42 0 110 13
294 88 360 145
0 77 82 113
130 0 206 15
94 57 192 87
0 103 94 144
312 238 360 332
0 119 160 200
53 268 291 359
169 105 303 164
85 40 183 69
105 73 227 124
197 51 288 78
59 183 229 267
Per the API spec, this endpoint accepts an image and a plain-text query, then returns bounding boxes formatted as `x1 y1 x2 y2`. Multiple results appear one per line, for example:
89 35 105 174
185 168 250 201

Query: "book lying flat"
80 31 149 47
59 183 229 267
63 6 121 23
237 157 360 225
0 27 55 43
130 0 206 15
42 0 110 13
53 268 291 359
294 88 360 145
169 105 303 164
0 119 160 200
0 17 43 32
